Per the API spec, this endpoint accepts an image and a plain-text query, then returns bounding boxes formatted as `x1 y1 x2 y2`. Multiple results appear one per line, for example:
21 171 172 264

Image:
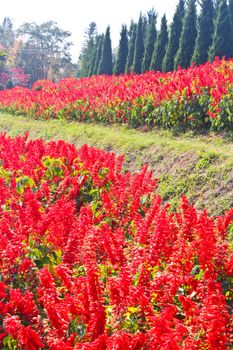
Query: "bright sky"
1 0 176 61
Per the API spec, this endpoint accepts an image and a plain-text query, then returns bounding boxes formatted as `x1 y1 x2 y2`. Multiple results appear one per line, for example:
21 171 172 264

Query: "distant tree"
17 21 72 83
209 0 233 60
192 0 214 65
0 48 7 73
162 0 185 72
150 14 168 71
133 14 144 73
114 25 128 75
175 0 197 69
0 17 15 50
78 22 97 77
142 8 157 72
98 26 113 75
6 39 23 67
125 21 137 73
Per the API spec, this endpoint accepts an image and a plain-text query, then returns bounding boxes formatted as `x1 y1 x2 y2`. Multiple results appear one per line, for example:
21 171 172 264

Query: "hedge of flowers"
0 133 232 349
0 58 233 131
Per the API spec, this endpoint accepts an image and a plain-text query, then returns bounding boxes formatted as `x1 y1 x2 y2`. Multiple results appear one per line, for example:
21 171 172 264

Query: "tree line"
77 0 233 77
0 0 233 87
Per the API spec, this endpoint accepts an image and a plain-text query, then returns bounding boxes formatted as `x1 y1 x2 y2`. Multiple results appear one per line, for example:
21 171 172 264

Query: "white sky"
1 0 176 61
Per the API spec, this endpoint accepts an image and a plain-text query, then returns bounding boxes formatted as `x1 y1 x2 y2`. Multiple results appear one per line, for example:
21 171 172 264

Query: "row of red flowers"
0 59 233 130
0 133 232 349
0 58 233 130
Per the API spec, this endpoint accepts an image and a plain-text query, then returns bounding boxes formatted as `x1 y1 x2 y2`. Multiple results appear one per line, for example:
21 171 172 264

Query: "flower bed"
0 134 232 349
0 58 233 131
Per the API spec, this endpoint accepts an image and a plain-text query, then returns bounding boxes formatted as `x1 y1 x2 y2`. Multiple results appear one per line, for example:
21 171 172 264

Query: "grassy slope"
0 112 233 215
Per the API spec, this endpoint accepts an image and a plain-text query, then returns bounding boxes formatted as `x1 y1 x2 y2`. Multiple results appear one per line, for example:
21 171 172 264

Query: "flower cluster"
0 133 232 349
0 58 233 130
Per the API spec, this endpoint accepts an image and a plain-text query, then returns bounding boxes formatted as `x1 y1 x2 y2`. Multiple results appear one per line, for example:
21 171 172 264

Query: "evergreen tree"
162 0 185 72
88 35 100 76
114 25 128 75
142 14 148 41
192 0 214 65
92 34 104 76
125 21 137 73
228 0 233 32
142 8 157 72
175 0 197 69
98 26 113 75
132 14 144 74
78 22 97 77
209 0 233 60
150 14 168 71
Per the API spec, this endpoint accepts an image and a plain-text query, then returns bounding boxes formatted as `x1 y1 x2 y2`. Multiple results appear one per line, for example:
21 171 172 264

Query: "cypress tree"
98 26 113 75
92 34 104 75
78 22 97 77
142 9 157 72
192 0 214 65
114 25 128 75
150 14 168 72
142 14 148 41
175 0 197 69
132 14 144 74
162 0 185 72
89 34 101 76
209 0 233 60
228 0 233 32
125 21 137 73
229 0 233 17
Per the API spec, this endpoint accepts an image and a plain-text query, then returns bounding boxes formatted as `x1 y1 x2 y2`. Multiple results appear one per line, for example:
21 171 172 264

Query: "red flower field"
0 133 232 349
0 58 233 131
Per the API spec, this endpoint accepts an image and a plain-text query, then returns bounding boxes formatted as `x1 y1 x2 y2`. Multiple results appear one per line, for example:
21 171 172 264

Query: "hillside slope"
0 112 232 214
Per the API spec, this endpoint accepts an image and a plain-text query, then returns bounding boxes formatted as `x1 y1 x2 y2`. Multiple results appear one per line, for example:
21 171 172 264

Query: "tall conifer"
192 0 214 65
150 14 168 71
114 25 128 75
89 34 102 76
98 26 113 75
162 0 185 72
132 14 144 74
175 0 197 69
142 9 157 72
125 21 137 73
209 0 233 60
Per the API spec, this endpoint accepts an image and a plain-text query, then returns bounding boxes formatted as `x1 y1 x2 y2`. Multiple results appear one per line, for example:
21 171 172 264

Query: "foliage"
77 22 97 77
191 0 214 65
162 0 185 72
142 9 157 73
175 0 197 69
0 133 232 349
125 21 137 74
132 15 144 74
209 0 233 61
114 25 128 75
0 17 15 50
17 21 73 84
91 34 104 76
150 15 168 72
0 67 29 89
98 26 113 76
